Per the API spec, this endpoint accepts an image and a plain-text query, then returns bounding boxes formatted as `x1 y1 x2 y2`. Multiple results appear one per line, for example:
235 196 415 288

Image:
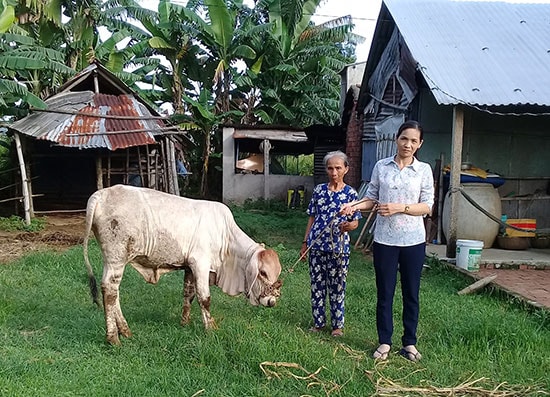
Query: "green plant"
0 215 44 232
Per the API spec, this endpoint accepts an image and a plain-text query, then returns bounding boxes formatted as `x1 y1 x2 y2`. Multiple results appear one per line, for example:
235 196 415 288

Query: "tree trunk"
199 131 211 197
172 66 185 115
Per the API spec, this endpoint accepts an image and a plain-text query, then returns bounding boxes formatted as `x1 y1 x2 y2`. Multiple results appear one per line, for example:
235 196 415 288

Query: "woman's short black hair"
396 120 424 141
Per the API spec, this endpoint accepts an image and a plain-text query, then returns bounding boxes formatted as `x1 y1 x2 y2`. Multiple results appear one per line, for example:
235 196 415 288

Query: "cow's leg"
181 269 195 326
101 263 131 345
191 263 217 330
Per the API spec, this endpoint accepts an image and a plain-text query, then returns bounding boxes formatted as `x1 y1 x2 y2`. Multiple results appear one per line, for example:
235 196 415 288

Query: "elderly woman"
300 151 361 337
341 120 434 361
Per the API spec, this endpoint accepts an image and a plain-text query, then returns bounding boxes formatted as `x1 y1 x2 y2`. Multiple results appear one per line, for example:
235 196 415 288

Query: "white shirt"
366 156 435 246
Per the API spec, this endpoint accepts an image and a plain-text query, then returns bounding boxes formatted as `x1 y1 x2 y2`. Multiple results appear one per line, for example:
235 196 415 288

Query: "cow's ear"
260 242 265 248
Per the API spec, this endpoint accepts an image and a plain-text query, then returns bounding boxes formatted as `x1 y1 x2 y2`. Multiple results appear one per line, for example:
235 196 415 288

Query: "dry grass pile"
260 361 343 397
366 364 549 396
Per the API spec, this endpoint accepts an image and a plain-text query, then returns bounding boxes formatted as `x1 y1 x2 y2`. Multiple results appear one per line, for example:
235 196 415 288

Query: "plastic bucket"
456 239 483 272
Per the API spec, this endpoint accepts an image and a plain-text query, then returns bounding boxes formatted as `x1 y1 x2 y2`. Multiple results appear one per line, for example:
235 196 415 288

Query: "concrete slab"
426 243 550 269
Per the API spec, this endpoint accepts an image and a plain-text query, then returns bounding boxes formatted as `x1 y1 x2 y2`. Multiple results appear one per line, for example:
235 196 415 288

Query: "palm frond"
0 56 46 70
0 78 31 97
1 33 35 46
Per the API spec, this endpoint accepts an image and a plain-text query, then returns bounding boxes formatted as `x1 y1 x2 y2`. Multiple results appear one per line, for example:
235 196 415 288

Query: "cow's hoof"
205 319 218 330
106 335 121 345
119 327 132 338
120 329 132 339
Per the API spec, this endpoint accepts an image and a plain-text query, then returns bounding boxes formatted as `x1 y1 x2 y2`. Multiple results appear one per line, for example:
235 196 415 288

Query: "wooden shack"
7 62 187 221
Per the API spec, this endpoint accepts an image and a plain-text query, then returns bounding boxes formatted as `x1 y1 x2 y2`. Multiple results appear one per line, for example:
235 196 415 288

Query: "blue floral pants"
308 250 349 330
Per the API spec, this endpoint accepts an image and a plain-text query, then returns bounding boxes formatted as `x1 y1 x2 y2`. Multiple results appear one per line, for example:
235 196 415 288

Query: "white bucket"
456 239 484 272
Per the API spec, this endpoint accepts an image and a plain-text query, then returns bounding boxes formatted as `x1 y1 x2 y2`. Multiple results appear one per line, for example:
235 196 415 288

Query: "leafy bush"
0 215 45 232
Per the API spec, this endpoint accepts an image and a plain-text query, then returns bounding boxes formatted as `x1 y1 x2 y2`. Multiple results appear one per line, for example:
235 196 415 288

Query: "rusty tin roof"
10 90 172 150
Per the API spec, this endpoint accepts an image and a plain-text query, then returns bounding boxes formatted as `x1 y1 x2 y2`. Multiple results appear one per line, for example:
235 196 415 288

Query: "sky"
312 0 381 62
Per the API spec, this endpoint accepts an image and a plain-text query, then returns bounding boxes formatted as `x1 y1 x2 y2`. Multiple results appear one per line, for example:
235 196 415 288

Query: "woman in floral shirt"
300 151 361 337
341 120 434 362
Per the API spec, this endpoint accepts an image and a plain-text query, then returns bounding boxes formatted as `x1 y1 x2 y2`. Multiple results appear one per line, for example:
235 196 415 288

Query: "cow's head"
246 248 282 307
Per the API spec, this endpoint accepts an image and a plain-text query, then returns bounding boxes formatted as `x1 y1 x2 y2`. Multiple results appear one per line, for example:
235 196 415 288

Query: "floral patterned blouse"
366 156 434 246
306 183 362 254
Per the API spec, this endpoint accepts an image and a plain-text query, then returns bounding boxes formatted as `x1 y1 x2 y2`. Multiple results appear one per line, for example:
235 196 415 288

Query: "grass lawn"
0 206 548 396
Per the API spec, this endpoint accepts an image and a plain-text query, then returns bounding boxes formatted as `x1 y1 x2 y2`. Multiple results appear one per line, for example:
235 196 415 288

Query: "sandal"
399 346 422 362
331 328 343 337
308 326 324 333
372 344 391 360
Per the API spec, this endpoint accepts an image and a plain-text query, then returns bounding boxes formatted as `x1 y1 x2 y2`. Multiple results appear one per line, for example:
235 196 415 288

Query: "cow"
83 185 282 345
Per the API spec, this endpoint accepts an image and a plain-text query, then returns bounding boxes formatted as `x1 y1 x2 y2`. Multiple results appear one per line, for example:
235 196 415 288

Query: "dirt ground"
0 214 87 264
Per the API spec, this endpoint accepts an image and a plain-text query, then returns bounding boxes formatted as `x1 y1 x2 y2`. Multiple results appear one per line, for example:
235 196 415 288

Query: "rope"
450 187 539 233
288 198 379 272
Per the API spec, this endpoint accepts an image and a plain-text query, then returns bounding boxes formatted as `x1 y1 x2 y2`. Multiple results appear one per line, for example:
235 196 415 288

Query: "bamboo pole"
95 156 103 189
107 152 111 187
458 274 497 295
354 209 376 249
13 132 31 225
137 146 144 187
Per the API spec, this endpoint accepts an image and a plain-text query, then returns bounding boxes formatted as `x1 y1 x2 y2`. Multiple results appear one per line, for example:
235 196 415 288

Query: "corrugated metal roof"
10 91 169 150
233 129 308 142
383 0 550 106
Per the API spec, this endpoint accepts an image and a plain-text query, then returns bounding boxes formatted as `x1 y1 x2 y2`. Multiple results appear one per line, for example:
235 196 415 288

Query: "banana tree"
100 0 205 115
0 29 75 114
0 1 15 33
246 0 361 126
174 88 243 197
170 0 259 113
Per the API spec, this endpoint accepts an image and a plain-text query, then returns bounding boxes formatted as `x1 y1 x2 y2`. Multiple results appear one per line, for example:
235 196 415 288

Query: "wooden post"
124 148 130 184
145 144 152 188
446 106 464 258
168 139 179 195
107 152 111 187
160 139 167 191
25 162 34 217
437 152 445 244
263 139 271 200
137 146 144 187
95 156 103 190
13 132 31 225
457 274 497 295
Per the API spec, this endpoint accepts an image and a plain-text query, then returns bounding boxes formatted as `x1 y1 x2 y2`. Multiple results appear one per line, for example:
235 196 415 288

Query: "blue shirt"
366 156 434 246
306 184 362 254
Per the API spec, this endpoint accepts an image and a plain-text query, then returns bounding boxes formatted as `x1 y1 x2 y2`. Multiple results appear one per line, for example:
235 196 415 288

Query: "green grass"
0 215 45 232
0 210 549 396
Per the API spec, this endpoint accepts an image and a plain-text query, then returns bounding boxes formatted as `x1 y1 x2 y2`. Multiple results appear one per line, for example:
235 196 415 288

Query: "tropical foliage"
0 0 361 197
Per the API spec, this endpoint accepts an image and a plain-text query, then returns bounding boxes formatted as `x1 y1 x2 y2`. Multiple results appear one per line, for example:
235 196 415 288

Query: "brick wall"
345 100 363 189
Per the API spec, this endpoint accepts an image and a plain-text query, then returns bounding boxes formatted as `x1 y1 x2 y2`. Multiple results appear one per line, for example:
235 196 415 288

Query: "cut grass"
0 210 548 396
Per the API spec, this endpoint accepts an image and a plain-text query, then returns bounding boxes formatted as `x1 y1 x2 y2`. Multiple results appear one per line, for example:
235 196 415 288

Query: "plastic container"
442 183 502 248
505 219 536 237
456 239 484 272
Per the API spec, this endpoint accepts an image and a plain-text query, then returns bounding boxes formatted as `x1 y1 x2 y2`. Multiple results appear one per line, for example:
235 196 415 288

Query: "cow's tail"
83 190 101 307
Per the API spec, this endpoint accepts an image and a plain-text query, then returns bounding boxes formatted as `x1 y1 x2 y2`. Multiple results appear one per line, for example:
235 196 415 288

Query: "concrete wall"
418 91 550 178
416 91 550 228
222 127 314 204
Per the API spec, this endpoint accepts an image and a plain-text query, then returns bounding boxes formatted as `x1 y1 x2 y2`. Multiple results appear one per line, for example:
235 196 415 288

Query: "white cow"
83 185 282 345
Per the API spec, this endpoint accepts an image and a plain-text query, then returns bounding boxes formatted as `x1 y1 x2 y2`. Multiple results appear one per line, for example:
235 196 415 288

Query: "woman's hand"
339 220 359 233
340 201 356 216
377 203 404 217
299 243 308 261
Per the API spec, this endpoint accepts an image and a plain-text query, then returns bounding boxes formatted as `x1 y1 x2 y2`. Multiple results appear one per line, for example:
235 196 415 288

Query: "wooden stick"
354 209 376 249
457 274 497 295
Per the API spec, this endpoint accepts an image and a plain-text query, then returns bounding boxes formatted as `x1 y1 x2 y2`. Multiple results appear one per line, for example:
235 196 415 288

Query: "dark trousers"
372 242 425 347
